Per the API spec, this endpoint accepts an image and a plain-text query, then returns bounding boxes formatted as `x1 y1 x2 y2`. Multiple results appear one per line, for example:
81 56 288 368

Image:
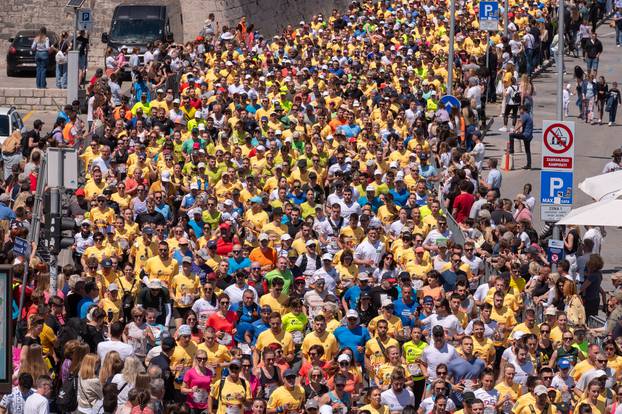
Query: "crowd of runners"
1 0 621 414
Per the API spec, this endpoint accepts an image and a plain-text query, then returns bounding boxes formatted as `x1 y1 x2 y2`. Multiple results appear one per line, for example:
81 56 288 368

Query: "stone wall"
1 0 349 70
0 88 67 111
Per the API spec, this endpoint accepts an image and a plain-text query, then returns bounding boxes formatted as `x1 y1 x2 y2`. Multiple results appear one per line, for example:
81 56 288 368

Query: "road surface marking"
22 111 34 122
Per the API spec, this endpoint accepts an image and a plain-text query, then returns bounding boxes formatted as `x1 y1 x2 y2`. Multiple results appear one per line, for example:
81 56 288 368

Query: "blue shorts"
586 57 599 71
78 54 87 70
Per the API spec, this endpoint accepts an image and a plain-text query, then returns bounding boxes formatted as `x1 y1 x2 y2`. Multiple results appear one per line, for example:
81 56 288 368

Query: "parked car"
6 30 58 77
0 107 25 145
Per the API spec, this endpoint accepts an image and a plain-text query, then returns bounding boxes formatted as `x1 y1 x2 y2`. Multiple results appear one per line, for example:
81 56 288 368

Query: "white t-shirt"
380 388 415 411
223 284 258 305
24 393 48 414
512 359 535 385
354 239 386 273
474 387 500 409
421 342 459 380
420 396 456 414
464 319 497 338
462 255 483 276
97 339 135 362
422 314 464 339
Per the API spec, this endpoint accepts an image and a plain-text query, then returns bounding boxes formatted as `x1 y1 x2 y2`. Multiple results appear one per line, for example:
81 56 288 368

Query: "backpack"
215 376 247 411
54 317 88 360
57 375 78 413
510 86 521 105
297 254 321 276
118 277 137 322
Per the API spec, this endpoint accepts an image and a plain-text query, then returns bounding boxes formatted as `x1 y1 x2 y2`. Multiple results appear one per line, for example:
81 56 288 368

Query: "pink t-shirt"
183 367 213 409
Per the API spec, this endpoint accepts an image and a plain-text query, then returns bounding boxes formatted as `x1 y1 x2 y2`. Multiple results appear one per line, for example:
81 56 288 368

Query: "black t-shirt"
369 285 398 310
76 36 88 56
137 288 171 323
65 291 84 318
136 210 166 227
304 383 329 400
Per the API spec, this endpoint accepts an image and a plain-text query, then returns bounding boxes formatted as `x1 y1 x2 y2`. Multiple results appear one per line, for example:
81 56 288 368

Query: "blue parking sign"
479 1 499 31
540 171 573 205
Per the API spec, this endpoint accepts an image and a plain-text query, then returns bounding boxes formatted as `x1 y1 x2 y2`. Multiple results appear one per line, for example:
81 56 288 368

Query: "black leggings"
412 378 426 408
504 104 519 126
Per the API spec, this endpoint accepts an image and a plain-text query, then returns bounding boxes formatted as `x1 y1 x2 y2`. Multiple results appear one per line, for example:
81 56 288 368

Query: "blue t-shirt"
393 297 420 327
448 356 486 382
333 326 371 364
78 298 95 319
389 188 410 207
228 257 251 275
521 112 534 139
343 285 370 310
251 319 269 345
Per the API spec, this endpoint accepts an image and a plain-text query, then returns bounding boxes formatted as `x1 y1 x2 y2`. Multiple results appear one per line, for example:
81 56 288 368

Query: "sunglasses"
196 357 207 362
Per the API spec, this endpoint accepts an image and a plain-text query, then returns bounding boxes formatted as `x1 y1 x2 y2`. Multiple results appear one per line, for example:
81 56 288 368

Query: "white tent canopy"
578 170 622 201
557 190 622 226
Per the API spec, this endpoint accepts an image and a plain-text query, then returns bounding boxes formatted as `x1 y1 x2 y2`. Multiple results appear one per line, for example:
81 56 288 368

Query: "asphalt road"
483 21 622 274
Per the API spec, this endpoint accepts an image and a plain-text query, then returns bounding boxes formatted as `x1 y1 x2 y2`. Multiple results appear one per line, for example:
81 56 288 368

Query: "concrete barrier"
0 88 66 111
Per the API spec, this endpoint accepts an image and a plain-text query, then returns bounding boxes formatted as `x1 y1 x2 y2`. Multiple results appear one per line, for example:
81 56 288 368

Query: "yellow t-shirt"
99 297 122 323
255 329 295 356
144 256 179 287
359 404 390 414
197 342 231 378
130 238 158 273
368 315 403 338
170 342 197 389
267 385 305 411
571 360 597 382
301 331 339 362
495 382 521 402
170 273 200 308
365 337 400 372
259 293 289 315
209 377 252 414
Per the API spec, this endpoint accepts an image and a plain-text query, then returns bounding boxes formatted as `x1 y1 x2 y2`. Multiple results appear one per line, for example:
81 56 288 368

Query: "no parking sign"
540 120 575 221
547 239 565 265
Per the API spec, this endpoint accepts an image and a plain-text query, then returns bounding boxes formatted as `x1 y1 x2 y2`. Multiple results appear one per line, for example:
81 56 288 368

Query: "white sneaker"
609 122 613 126
499 126 508 132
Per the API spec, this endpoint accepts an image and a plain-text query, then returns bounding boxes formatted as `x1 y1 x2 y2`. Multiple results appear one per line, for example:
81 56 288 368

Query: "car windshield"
14 36 34 48
0 117 10 137
110 19 162 43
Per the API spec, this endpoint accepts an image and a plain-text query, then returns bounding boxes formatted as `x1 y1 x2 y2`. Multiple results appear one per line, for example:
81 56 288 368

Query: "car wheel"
6 66 17 77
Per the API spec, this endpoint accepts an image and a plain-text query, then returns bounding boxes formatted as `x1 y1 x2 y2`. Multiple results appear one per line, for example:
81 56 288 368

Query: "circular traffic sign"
543 123 573 154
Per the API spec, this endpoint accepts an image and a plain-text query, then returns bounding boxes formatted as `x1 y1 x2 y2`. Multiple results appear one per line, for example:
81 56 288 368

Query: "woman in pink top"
181 350 213 411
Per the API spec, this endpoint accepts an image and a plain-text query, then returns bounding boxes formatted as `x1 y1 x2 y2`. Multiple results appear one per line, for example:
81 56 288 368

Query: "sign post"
540 120 575 221
479 1 500 31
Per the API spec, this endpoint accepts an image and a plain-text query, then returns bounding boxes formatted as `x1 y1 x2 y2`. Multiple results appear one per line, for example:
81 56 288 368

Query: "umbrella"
557 190 622 226
578 170 622 201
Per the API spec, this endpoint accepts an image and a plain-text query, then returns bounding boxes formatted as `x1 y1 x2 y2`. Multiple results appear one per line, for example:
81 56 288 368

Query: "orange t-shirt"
249 247 278 269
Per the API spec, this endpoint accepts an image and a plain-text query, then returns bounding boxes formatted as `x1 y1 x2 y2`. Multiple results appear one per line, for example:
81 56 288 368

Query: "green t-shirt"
264 270 293 294
282 312 308 344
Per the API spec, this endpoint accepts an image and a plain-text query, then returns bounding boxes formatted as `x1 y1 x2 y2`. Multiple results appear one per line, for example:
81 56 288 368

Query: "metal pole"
49 187 61 298
552 225 560 272
14 153 47 346
557 0 565 120
486 32 490 69
448 0 456 95
73 8 78 50
504 0 509 38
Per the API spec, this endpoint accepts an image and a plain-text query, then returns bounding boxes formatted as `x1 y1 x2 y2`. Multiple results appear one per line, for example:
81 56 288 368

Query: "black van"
101 3 182 74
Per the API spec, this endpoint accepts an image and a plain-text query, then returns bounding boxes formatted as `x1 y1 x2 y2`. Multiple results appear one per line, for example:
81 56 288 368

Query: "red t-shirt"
452 192 475 223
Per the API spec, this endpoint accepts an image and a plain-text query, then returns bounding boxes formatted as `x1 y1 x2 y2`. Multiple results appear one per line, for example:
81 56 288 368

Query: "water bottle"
503 399 513 414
